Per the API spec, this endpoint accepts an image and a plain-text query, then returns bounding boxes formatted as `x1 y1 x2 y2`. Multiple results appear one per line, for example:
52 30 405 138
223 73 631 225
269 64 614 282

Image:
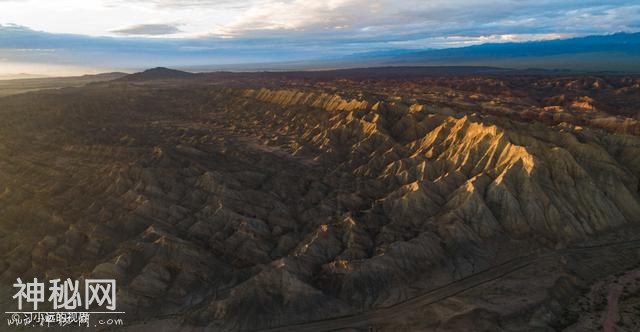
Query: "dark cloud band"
111 24 182 36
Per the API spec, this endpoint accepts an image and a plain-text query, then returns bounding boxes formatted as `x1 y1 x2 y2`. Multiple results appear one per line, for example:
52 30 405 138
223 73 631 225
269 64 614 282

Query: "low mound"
119 67 198 81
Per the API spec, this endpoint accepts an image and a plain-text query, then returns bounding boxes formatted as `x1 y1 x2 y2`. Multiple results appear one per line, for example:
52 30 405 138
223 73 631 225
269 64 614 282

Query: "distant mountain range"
122 66 578 82
5 32 640 78
186 32 640 73
338 32 640 73
0 73 49 80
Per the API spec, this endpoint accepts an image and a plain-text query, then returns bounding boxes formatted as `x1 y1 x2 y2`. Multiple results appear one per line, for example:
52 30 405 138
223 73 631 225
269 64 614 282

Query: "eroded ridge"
0 75 639 331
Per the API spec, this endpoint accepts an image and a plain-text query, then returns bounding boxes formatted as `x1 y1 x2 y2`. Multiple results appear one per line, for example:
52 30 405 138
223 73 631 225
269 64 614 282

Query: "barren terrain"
0 68 639 331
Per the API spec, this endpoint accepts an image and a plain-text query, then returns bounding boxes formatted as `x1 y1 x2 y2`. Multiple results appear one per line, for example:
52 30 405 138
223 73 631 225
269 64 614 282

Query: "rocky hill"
118 67 198 81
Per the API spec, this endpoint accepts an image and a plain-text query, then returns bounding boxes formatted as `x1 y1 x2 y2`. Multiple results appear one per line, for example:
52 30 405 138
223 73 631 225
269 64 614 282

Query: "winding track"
261 239 640 332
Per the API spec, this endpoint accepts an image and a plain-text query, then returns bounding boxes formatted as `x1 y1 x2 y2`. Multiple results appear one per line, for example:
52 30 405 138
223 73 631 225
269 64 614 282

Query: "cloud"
111 23 182 36
4 1 640 43
205 0 638 44
107 0 264 10
0 24 326 70
1 1 639 74
102 0 640 42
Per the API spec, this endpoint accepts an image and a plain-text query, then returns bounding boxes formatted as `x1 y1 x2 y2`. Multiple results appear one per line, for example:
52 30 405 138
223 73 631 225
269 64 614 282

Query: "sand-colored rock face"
245 88 639 242
0 75 639 331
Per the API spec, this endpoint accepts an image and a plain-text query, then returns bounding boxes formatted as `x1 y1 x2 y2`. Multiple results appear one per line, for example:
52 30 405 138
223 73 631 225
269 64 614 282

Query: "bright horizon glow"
0 61 118 79
1 0 639 76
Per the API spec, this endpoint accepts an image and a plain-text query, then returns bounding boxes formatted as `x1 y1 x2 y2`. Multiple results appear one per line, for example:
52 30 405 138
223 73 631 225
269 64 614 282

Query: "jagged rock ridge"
0 76 638 331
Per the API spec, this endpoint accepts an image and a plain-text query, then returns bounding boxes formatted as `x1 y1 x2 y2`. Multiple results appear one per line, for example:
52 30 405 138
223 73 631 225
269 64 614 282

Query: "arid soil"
0 69 639 331
0 72 126 98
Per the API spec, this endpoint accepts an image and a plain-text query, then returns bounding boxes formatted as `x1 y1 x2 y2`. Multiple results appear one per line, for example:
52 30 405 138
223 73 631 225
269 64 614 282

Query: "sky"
0 0 639 76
